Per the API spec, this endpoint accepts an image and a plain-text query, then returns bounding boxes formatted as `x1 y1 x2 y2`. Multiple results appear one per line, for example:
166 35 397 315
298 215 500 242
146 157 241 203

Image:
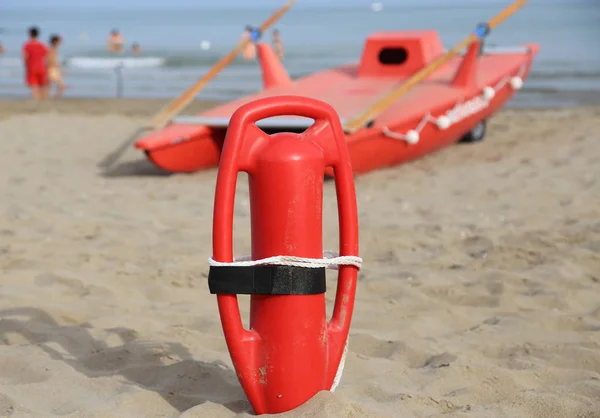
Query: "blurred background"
1 0 599 107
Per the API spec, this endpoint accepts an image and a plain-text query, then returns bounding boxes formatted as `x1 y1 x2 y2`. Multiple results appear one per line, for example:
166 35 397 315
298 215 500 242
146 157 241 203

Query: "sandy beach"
0 98 599 417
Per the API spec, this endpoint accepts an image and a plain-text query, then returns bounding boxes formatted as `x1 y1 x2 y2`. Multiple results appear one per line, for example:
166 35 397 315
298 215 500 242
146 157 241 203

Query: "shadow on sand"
0 307 248 414
99 159 174 178
99 158 339 183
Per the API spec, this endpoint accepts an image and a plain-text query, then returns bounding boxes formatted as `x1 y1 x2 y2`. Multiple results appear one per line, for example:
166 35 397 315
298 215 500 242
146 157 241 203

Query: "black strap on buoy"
208 265 326 295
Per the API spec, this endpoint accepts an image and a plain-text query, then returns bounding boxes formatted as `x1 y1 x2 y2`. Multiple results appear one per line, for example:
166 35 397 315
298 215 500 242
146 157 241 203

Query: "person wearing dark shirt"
22 26 49 100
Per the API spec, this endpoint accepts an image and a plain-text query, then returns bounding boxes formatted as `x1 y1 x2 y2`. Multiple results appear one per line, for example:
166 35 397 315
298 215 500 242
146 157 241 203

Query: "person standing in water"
22 26 49 100
272 29 284 60
107 29 124 54
131 43 142 55
241 25 257 61
47 34 66 99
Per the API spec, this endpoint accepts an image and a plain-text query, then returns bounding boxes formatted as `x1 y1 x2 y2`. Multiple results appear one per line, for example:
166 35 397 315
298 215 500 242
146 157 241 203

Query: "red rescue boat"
135 30 539 175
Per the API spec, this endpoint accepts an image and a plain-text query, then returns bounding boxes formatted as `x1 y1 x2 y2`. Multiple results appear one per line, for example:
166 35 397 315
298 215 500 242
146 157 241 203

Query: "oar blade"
96 126 149 169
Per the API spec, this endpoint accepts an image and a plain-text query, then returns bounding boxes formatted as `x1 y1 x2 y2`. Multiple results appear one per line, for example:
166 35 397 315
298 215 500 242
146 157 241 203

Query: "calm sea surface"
1 0 599 107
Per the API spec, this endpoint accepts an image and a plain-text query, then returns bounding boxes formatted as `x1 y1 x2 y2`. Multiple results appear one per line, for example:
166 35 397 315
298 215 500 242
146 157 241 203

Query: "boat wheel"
459 120 487 143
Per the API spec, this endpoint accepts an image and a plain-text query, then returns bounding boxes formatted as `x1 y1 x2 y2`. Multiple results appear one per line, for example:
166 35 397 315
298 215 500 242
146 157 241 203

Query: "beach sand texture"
0 99 599 417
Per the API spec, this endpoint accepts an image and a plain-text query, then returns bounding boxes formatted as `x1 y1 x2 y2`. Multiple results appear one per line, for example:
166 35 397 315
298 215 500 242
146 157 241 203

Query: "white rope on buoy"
330 337 348 392
380 63 528 144
208 251 363 391
208 252 363 270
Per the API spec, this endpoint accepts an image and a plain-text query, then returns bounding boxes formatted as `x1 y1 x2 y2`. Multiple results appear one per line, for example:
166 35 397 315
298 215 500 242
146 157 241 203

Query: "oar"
342 0 529 135
148 0 296 129
97 0 296 169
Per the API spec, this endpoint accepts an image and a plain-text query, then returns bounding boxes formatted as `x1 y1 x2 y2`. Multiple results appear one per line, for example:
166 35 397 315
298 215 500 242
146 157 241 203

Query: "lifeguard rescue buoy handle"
208 96 361 415
96 0 295 170
342 0 530 134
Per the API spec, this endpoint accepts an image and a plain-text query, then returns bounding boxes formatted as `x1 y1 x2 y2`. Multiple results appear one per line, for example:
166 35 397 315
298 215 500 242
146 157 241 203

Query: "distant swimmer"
131 42 142 55
22 26 49 100
0 43 5 54
241 25 257 61
272 29 284 60
107 29 124 54
48 34 66 98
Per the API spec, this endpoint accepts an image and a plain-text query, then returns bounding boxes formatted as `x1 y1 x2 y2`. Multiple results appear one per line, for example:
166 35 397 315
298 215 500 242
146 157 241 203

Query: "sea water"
1 0 599 107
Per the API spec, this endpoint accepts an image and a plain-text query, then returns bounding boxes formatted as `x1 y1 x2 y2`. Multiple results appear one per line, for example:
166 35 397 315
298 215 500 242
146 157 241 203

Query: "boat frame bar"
453 45 531 55
171 115 331 129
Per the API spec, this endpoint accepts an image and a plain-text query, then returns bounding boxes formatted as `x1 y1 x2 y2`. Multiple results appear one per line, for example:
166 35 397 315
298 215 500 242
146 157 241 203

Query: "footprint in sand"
0 355 50 385
349 333 429 367
461 235 494 259
34 273 112 298
0 392 17 417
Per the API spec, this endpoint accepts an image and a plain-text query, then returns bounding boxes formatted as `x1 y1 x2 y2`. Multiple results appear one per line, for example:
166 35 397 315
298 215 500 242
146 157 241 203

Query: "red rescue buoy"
208 96 360 414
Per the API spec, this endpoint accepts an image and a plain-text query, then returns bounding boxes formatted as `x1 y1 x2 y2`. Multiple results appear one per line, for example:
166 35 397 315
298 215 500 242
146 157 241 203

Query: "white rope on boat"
381 63 527 144
208 250 363 391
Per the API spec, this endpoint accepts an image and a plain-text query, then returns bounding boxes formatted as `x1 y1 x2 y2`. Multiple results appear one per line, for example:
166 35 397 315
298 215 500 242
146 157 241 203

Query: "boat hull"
142 67 528 176
344 73 521 175
142 132 223 173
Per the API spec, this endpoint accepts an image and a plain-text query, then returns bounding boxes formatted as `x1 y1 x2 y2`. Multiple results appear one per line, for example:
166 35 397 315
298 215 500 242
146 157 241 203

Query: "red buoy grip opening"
211 95 359 414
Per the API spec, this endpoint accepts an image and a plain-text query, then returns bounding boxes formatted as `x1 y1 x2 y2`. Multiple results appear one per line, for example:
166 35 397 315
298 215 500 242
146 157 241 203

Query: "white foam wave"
0 57 22 68
66 56 165 69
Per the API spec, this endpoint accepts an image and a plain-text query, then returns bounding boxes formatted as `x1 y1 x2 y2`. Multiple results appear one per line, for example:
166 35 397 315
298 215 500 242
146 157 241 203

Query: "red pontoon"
135 30 539 175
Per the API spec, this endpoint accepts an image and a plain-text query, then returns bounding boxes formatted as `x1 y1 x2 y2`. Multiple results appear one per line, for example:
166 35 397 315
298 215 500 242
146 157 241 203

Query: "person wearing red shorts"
22 26 49 100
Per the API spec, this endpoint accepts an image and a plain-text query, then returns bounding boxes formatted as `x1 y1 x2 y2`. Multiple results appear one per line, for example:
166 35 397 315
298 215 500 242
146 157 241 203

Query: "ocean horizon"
1 0 599 108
